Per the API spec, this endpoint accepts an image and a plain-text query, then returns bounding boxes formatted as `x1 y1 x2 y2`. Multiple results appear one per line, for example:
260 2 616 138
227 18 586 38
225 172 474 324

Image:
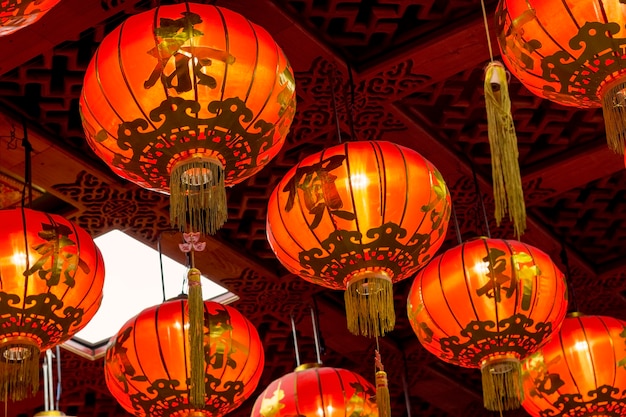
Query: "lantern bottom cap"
345 271 395 337
480 356 523 412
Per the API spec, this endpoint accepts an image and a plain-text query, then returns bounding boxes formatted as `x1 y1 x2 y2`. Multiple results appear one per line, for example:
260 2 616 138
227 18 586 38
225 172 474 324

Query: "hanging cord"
289 314 301 368
345 63 358 141
401 350 412 417
329 65 344 144
21 119 33 209
480 0 495 62
472 164 492 238
560 242 579 313
451 201 463 245
310 306 322 364
158 233 167 302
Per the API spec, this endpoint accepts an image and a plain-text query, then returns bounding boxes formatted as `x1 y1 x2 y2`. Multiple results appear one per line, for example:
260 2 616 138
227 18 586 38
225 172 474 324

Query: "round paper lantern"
495 0 626 154
267 140 451 337
105 298 264 417
251 364 377 417
80 3 296 235
0 0 60 36
0 208 104 401
522 313 626 417
407 237 568 411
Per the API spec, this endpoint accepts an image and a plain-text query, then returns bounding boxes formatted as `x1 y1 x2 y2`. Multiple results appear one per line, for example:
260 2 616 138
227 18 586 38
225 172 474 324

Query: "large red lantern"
267 140 451 337
495 0 626 154
80 3 296 235
0 0 60 36
251 364 377 417
104 298 264 417
0 208 104 401
522 313 626 417
407 237 568 411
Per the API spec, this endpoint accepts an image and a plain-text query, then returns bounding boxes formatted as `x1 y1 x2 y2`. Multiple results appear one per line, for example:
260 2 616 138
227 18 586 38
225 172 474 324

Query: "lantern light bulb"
573 340 589 353
349 173 369 189
11 251 27 269
473 261 491 276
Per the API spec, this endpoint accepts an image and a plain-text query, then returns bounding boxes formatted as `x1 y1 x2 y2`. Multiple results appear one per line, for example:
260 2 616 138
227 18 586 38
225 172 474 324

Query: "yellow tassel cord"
344 271 394 337
0 339 39 401
187 267 206 408
374 350 391 417
170 157 227 235
480 356 523 412
601 79 626 155
484 61 526 238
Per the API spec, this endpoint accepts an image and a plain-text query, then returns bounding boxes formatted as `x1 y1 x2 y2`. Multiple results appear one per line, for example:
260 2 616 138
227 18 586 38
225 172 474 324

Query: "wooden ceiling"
1 1 625 416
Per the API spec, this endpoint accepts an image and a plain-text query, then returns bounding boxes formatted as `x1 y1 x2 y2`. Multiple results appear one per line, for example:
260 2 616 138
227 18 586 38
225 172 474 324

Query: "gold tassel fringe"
187 268 206 408
344 271 394 337
0 340 39 401
480 356 523 411
374 349 392 417
601 80 626 155
170 157 227 235
484 61 526 238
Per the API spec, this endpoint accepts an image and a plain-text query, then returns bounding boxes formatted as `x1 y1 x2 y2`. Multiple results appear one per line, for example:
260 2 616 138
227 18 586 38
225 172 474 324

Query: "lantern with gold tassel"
0 208 105 401
407 237 568 412
496 0 626 155
266 140 451 337
80 3 296 236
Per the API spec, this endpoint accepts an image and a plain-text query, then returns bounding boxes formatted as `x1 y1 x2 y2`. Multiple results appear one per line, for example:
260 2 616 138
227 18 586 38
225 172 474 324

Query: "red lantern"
251 364 377 417
407 237 568 411
496 0 626 154
104 298 264 417
522 314 626 416
80 3 296 235
0 208 104 401
267 140 451 337
0 0 60 36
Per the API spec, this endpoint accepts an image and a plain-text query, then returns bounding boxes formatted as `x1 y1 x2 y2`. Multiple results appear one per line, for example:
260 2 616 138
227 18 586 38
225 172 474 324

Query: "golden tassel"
601 79 626 155
374 350 391 417
170 156 227 235
187 267 206 408
0 339 39 401
484 61 526 238
344 271 394 337
480 356 523 411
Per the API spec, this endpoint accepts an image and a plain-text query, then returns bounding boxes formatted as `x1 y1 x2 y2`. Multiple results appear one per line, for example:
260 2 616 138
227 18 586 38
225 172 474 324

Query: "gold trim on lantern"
344 269 394 338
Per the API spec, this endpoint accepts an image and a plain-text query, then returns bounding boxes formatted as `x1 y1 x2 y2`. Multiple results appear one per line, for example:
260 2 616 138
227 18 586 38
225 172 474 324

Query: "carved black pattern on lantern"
298 222 434 288
282 154 355 229
432 314 553 367
537 385 626 417
0 291 85 345
106 96 275 189
108 306 246 417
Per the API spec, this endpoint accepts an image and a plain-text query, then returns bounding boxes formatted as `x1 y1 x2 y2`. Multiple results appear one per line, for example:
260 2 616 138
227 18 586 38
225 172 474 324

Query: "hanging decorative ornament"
522 313 626 417
104 298 264 417
495 0 626 154
266 140 451 337
80 3 296 235
0 208 105 401
0 0 60 36
251 363 377 417
407 237 568 412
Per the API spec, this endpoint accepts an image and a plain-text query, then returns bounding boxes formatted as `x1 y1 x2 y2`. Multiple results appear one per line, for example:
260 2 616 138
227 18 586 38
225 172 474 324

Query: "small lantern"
104 298 264 417
407 237 568 411
80 3 296 235
267 140 451 337
0 208 105 401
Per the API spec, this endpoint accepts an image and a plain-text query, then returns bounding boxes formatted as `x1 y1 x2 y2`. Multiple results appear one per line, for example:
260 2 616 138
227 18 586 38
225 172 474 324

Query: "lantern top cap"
294 362 322 372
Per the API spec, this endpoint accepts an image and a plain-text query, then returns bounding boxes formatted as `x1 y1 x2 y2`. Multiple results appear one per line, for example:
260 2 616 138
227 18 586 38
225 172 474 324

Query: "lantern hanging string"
560 241 579 313
289 313 301 367
451 201 463 245
346 63 358 141
20 119 33 209
374 337 391 417
401 350 412 417
329 65 344 144
480 0 494 62
310 306 322 365
471 163 491 238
